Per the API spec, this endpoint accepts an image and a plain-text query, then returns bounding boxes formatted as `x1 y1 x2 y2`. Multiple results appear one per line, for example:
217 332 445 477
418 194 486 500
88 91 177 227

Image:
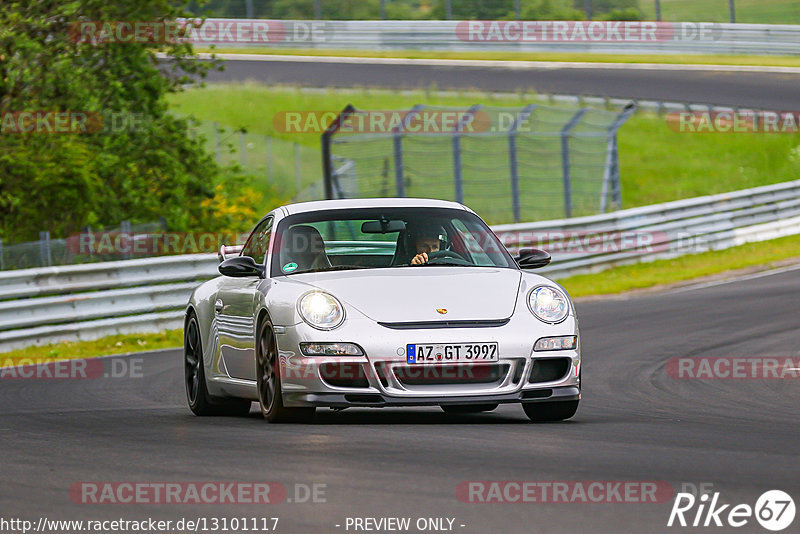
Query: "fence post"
729 0 736 23
514 0 521 20
0 238 4 271
214 122 221 164
245 0 254 18
380 0 386 19
240 131 246 167
655 0 661 21
451 105 482 205
392 104 425 198
266 136 272 182
560 108 588 218
39 231 52 267
584 0 592 20
322 105 357 200
600 103 636 212
314 0 322 19
445 0 452 20
294 143 302 195
507 104 537 223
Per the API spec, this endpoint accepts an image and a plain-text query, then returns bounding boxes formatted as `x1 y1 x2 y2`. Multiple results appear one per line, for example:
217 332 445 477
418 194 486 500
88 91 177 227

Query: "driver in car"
410 224 447 265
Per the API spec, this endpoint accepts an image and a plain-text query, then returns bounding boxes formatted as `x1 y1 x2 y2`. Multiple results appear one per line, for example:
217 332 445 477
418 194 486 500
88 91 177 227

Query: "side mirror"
515 248 551 269
219 256 265 278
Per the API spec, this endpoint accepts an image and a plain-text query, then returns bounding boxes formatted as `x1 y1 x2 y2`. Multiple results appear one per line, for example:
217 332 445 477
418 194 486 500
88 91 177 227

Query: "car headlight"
527 286 569 324
298 291 345 330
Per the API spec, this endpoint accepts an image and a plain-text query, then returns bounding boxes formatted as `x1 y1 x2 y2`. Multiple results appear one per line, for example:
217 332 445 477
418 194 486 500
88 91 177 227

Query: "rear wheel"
441 403 498 414
256 318 315 423
522 400 579 422
185 313 252 416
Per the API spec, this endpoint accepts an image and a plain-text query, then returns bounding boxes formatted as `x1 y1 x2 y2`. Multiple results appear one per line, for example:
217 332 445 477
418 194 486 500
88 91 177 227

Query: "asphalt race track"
205 56 800 110
2 267 798 533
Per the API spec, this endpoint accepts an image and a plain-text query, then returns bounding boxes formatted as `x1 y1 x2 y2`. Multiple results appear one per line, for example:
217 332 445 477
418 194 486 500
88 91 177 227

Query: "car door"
216 217 272 381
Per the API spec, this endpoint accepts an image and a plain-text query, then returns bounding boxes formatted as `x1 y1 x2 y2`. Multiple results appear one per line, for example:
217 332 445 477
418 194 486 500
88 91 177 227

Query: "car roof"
280 198 472 216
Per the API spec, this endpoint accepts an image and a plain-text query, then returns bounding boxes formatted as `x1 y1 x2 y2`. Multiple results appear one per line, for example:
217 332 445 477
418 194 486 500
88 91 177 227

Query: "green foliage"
0 0 265 242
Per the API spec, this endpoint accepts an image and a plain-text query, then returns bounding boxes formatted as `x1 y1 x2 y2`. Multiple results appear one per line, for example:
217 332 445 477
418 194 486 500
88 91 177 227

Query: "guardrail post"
39 231 52 267
508 104 537 223
560 109 588 218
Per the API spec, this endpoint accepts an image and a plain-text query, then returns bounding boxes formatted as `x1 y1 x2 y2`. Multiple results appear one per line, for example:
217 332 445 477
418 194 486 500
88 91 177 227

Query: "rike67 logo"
668 490 795 531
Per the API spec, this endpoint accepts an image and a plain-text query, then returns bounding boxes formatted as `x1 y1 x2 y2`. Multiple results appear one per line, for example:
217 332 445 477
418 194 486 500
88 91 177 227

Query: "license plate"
406 343 499 364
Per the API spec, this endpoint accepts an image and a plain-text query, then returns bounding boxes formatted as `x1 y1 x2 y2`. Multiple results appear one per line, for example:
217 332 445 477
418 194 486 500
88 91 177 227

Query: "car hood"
293 267 522 323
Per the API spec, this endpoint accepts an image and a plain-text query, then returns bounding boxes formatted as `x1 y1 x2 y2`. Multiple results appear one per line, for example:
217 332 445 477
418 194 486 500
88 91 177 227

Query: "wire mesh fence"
184 1 756 24
0 221 167 272
188 119 322 200
324 103 635 225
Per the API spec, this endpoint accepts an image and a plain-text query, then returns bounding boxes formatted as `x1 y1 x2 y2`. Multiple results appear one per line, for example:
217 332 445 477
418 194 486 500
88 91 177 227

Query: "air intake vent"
529 358 571 384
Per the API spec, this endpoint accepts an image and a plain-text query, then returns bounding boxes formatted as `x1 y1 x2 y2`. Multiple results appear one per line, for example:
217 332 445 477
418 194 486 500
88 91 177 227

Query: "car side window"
242 217 273 265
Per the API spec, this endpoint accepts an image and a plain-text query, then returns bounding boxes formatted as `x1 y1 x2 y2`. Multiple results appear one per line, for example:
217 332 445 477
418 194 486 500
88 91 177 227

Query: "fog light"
533 335 577 351
299 342 364 357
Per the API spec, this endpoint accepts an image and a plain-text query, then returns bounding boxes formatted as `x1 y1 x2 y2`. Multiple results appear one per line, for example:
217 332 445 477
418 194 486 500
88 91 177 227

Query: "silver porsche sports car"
184 198 580 423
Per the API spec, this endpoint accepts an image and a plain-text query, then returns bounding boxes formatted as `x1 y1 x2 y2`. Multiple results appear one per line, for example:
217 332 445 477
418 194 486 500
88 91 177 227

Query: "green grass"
559 233 800 297
199 47 800 68
640 0 800 24
168 83 800 221
0 330 183 365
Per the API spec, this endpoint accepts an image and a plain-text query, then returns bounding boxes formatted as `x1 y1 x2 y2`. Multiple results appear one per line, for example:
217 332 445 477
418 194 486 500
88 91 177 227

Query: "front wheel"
522 400 579 422
256 319 315 423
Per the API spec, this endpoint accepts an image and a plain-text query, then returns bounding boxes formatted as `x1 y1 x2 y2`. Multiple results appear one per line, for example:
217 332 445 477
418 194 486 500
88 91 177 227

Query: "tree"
0 0 229 241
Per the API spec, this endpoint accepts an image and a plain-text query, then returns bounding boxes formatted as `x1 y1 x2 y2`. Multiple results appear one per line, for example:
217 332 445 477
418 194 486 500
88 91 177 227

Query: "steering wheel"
419 250 471 266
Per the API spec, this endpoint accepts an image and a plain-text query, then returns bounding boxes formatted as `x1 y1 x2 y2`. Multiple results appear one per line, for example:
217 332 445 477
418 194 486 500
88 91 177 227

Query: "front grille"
319 362 369 388
394 363 509 386
529 358 571 384
378 319 510 330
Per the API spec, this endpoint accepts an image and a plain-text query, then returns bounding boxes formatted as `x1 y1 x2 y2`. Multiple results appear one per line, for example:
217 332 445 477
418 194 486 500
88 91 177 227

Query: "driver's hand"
411 252 428 265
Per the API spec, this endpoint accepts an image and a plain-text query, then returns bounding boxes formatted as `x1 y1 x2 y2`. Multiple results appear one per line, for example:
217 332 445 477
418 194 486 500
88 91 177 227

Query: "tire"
185 313 252 416
441 403 499 414
522 400 579 422
256 318 315 423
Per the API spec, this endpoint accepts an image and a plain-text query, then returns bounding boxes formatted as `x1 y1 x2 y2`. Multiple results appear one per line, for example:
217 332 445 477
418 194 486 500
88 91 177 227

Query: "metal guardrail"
2 180 800 351
196 19 800 56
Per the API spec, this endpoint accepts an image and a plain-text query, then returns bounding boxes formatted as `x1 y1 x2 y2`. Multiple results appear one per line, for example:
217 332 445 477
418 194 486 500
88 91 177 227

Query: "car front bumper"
276 314 581 408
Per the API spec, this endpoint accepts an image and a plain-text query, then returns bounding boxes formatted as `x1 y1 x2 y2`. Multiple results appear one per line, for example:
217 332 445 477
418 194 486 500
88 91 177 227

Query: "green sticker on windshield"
282 262 298 273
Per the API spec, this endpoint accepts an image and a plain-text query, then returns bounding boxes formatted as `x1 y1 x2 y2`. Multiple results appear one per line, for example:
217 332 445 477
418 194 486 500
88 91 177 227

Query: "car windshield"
270 207 516 276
